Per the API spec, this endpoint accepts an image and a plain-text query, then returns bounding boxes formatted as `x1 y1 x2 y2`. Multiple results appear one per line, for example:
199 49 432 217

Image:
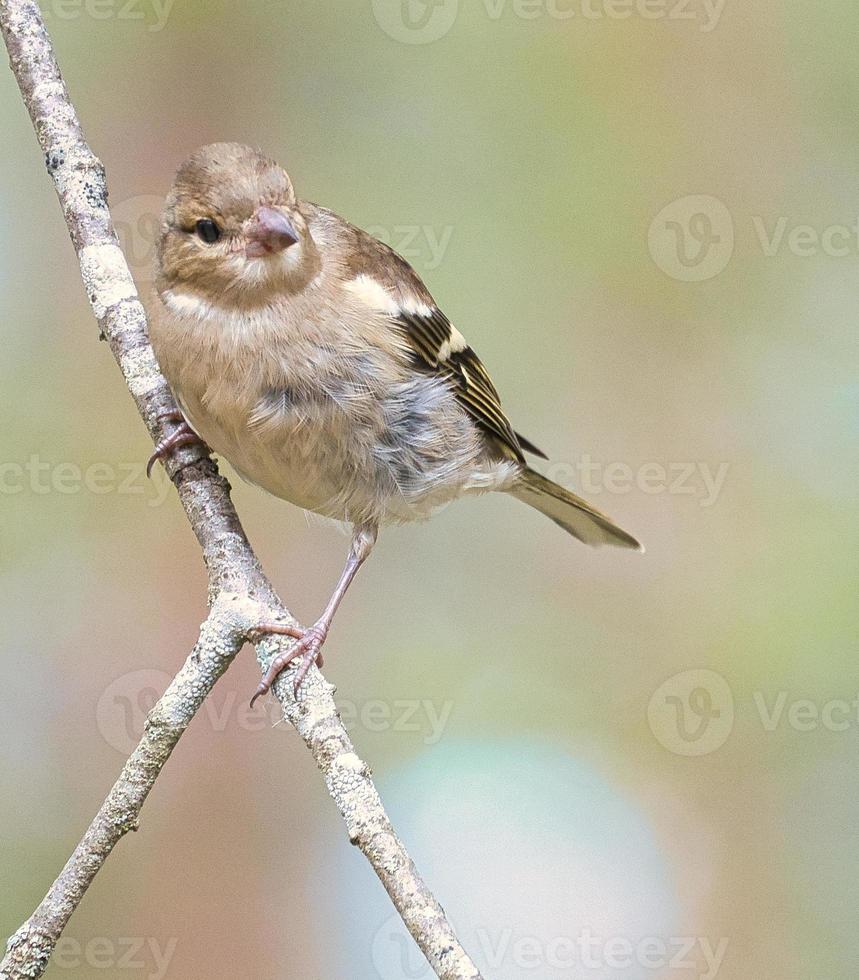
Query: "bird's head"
155 143 318 307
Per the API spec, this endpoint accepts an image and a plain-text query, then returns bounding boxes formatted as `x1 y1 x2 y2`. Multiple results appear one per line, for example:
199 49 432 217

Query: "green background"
1 1 857 977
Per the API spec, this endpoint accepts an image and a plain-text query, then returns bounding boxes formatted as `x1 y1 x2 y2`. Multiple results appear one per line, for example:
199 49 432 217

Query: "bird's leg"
146 410 207 478
249 524 378 704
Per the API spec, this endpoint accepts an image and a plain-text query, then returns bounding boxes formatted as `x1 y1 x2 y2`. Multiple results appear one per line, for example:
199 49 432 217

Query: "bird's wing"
323 208 548 462
396 305 543 462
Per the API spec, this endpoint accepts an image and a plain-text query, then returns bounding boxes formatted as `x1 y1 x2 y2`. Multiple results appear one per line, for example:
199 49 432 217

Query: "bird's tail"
510 467 643 551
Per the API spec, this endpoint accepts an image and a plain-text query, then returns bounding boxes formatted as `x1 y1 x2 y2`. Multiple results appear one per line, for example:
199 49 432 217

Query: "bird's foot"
146 411 207 477
248 620 330 705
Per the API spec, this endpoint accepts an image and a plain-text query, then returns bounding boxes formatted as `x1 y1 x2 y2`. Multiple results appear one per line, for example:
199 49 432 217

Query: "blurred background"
1 1 857 977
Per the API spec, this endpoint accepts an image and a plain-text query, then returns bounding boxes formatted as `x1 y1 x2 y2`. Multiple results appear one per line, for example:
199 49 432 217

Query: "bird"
148 142 642 703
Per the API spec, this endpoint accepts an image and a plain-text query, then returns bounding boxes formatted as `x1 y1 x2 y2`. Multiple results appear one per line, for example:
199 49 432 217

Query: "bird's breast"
150 298 517 525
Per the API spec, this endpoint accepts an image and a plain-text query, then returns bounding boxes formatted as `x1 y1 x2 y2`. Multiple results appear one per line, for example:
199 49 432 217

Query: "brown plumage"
149 143 641 698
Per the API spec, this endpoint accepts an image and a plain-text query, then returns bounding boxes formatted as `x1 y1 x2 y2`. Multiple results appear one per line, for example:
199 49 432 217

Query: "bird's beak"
245 206 299 258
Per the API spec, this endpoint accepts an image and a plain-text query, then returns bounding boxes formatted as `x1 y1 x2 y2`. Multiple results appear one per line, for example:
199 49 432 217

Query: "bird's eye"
195 219 221 244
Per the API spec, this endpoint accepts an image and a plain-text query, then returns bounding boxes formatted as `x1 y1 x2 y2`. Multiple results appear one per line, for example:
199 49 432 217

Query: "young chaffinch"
149 143 641 701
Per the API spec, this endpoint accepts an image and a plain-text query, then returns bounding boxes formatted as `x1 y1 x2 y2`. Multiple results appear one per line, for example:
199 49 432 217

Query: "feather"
512 468 642 550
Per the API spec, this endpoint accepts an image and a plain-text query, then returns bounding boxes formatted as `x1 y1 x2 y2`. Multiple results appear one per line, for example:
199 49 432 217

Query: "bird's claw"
249 621 329 707
146 412 207 478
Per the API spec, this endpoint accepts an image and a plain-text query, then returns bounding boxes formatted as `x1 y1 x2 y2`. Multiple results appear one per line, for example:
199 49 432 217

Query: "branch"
0 3 483 978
